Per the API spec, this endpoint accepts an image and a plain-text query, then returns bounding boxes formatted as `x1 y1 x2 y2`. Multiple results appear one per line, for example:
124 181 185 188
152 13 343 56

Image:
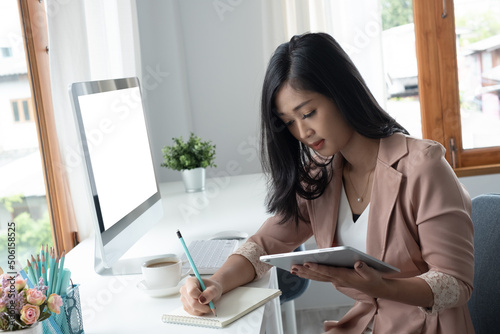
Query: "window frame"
18 0 78 253
413 0 500 177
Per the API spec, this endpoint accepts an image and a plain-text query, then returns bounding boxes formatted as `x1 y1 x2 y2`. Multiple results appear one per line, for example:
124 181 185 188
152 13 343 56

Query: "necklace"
346 164 374 203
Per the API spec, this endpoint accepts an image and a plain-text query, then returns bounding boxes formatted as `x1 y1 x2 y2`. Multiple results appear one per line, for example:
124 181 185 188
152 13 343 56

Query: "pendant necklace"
347 164 374 203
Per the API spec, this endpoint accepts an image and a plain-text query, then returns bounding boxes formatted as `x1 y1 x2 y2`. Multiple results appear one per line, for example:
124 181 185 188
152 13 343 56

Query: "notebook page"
162 286 281 328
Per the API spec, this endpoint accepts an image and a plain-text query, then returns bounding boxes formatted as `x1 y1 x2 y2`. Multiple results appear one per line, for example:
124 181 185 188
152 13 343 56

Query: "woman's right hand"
179 276 223 316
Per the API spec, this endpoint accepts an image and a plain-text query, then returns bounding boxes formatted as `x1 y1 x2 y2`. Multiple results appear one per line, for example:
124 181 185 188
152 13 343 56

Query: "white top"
336 184 370 253
337 184 373 333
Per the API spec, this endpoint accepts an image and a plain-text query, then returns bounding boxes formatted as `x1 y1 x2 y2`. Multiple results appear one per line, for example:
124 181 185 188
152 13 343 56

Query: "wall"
136 0 266 183
135 0 387 184
459 173 500 198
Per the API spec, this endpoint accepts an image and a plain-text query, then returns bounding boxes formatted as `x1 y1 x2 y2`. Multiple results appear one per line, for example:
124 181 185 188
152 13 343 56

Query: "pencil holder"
42 285 85 334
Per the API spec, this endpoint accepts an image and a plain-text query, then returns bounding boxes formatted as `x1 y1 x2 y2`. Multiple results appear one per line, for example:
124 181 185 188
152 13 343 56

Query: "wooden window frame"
413 0 500 177
18 0 78 253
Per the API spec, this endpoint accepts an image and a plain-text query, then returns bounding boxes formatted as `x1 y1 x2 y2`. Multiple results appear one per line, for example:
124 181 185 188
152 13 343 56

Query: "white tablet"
259 246 400 273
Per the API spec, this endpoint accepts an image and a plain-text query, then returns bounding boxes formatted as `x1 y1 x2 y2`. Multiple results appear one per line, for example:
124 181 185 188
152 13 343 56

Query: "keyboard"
181 239 239 275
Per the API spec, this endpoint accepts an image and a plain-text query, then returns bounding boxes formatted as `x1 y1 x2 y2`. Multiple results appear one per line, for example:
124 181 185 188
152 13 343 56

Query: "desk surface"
65 173 281 334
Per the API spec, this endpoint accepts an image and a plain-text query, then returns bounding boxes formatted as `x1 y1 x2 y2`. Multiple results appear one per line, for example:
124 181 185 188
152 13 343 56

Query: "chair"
468 193 500 334
276 244 311 334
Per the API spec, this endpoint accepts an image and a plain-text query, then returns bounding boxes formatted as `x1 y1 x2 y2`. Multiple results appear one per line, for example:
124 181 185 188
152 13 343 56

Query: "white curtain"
262 0 386 107
46 0 141 241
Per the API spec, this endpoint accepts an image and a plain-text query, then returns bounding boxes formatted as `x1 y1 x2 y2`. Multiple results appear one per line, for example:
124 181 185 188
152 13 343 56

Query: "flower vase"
0 322 42 334
181 167 206 192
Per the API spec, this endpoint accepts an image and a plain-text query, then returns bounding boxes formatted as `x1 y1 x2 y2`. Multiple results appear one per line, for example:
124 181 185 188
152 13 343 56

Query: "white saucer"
136 280 182 298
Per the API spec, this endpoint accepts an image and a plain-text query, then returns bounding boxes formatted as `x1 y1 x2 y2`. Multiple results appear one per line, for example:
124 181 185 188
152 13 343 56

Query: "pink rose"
26 289 46 306
47 293 63 314
15 276 27 291
20 304 40 325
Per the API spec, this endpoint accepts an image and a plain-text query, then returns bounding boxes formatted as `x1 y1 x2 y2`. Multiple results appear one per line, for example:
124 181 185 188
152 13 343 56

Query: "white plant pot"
181 167 206 193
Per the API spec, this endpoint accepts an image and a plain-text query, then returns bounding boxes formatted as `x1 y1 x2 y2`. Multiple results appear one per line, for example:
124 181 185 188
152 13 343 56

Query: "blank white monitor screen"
77 87 157 231
71 77 164 275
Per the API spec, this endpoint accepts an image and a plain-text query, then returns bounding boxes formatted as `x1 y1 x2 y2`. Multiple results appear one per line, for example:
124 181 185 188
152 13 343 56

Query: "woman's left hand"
290 261 388 298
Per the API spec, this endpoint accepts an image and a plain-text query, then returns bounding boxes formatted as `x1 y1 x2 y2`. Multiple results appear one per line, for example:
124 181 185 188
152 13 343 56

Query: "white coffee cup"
141 255 187 289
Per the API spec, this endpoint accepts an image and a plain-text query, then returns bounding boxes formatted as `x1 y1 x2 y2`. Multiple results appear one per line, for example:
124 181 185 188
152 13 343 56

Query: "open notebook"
162 286 281 328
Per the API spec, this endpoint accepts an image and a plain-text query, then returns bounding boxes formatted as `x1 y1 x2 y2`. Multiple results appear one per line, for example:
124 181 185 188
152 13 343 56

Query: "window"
381 0 422 139
0 0 78 268
1 47 12 57
18 0 78 254
279 0 498 175
12 101 20 121
1 2 52 269
413 0 500 176
10 98 34 122
455 1 500 150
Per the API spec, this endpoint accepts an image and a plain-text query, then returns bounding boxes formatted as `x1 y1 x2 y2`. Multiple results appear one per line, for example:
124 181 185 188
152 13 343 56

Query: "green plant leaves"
161 133 217 171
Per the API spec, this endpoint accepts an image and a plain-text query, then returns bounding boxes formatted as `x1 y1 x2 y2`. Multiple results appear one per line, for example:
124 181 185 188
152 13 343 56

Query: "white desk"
65 173 283 334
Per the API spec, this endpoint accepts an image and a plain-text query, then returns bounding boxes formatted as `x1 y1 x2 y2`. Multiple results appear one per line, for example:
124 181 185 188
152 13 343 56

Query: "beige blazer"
249 133 474 333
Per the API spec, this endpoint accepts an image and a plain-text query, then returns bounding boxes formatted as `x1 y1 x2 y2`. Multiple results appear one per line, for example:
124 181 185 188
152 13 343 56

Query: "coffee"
142 255 188 289
146 261 177 268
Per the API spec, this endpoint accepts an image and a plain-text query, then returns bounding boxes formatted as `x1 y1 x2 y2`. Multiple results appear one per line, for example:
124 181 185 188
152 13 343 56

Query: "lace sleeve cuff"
231 241 273 280
417 270 460 315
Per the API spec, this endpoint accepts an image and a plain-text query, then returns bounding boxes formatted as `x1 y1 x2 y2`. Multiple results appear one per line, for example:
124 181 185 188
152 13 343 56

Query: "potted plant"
161 133 217 192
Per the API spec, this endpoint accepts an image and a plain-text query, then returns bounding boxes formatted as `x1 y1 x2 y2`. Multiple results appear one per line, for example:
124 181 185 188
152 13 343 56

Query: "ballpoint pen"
176 230 217 317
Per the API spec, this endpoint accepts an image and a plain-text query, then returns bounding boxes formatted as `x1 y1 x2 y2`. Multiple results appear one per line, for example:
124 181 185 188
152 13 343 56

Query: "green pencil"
55 250 65 295
42 255 47 287
26 260 36 286
33 262 39 284
49 257 59 296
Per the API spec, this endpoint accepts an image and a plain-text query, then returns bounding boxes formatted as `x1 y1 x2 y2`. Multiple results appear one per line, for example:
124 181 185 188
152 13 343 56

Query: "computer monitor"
70 77 164 275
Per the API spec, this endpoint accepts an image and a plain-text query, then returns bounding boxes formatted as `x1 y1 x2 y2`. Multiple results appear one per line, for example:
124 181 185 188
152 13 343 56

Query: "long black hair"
260 32 408 225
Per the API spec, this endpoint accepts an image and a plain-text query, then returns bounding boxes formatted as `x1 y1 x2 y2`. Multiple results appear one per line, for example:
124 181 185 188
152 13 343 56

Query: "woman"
179 32 474 333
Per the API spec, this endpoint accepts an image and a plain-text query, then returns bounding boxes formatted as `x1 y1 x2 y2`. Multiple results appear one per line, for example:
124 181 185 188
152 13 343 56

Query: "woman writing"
180 32 474 333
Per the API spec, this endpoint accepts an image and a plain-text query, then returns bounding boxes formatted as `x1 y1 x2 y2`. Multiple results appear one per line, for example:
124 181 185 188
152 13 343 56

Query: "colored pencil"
41 266 46 293
41 255 47 287
45 245 49 274
49 257 59 296
26 260 36 286
177 230 217 316
55 250 65 295
36 255 41 277
33 262 39 283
